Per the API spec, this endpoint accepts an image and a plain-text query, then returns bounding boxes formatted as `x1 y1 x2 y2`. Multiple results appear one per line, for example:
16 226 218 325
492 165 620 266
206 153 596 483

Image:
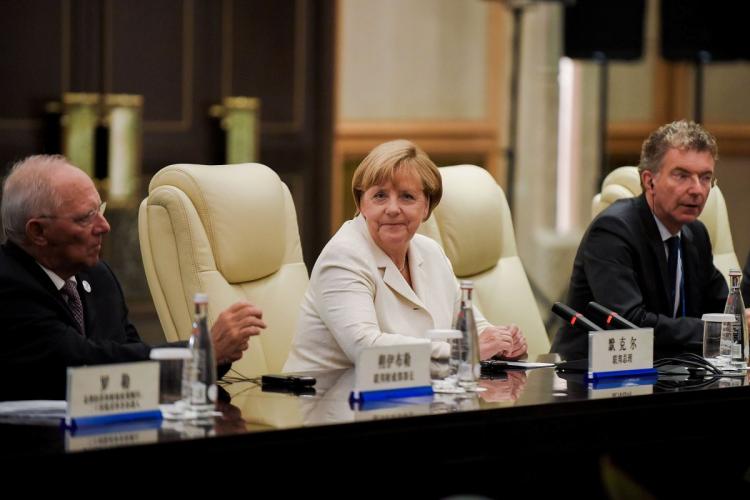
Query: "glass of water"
702 313 736 366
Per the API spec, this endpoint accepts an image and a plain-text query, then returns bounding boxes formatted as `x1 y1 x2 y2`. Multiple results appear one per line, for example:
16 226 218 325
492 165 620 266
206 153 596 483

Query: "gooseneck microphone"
586 301 639 329
552 302 603 332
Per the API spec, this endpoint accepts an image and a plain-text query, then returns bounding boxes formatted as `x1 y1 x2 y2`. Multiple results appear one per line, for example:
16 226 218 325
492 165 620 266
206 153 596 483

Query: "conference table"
3 357 750 495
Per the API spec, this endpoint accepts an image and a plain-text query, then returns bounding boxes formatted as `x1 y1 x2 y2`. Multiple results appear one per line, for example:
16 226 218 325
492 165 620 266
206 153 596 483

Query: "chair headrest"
148 163 289 282
600 166 642 202
432 165 508 277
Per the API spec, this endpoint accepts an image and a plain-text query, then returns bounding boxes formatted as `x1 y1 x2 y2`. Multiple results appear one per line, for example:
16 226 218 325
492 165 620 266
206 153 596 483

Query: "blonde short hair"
351 140 442 220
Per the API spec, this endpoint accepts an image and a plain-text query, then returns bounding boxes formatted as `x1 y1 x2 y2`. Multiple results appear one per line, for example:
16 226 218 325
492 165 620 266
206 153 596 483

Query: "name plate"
354 400 433 421
351 343 432 403
588 374 657 399
588 328 656 381
66 361 161 427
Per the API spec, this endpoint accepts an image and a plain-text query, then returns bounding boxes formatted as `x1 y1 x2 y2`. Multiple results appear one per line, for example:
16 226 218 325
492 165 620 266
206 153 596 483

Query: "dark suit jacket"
0 241 151 400
550 194 728 360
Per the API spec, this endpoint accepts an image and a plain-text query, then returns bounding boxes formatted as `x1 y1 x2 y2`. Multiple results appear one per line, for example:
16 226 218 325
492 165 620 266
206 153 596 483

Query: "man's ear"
25 219 48 246
641 170 654 194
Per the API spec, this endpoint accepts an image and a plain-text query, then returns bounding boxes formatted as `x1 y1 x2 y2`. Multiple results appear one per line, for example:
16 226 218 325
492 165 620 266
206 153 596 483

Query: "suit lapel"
636 195 672 309
3 242 89 334
680 224 698 314
377 249 428 310
355 215 428 310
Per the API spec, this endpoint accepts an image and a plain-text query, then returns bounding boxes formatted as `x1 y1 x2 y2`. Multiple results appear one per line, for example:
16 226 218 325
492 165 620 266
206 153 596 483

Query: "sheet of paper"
0 400 67 423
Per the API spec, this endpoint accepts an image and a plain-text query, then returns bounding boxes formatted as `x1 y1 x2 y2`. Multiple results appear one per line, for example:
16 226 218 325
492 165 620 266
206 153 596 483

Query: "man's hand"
746 308 750 335
210 301 266 364
479 324 527 360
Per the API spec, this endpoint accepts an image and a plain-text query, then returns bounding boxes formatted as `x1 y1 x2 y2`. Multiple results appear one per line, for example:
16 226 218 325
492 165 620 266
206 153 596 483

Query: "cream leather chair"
138 163 308 378
419 165 550 359
591 166 740 281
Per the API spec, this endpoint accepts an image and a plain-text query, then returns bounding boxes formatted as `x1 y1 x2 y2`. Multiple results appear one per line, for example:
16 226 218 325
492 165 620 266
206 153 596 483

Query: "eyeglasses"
37 201 107 227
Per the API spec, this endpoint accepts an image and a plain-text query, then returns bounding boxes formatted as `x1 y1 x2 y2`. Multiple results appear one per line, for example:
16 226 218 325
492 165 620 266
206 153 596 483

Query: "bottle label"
191 381 207 404
732 342 742 361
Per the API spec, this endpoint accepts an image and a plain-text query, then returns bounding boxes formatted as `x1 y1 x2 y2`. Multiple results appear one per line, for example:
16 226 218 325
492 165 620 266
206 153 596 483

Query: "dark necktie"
61 280 86 336
666 236 680 317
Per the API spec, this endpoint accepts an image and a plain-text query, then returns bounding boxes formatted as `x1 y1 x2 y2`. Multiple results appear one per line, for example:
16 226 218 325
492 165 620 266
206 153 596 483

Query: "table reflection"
478 371 528 403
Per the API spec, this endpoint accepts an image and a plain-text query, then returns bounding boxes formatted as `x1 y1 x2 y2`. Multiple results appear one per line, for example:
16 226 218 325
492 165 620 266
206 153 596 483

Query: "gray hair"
638 120 718 177
1 155 69 245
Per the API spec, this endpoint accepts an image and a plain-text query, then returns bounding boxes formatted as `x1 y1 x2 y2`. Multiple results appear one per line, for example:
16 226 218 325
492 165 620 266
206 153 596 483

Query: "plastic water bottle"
454 281 481 390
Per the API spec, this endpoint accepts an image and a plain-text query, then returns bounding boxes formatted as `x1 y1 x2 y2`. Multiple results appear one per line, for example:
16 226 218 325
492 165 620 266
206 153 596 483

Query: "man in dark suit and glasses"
0 155 266 399
551 120 730 361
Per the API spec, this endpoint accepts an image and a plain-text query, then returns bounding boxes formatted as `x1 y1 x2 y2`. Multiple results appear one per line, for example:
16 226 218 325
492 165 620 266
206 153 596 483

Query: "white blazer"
284 215 489 372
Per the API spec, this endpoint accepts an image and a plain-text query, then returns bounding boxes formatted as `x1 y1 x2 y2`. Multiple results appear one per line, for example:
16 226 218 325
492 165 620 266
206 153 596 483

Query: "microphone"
586 301 639 329
552 302 603 332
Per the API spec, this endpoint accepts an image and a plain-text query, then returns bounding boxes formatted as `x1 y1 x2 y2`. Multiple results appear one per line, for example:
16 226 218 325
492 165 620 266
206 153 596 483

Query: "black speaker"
661 0 749 61
564 0 646 61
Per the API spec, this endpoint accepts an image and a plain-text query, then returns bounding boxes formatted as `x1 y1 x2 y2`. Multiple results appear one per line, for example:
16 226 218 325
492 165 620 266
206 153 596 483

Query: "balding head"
2 155 95 245
2 155 109 277
2 155 82 245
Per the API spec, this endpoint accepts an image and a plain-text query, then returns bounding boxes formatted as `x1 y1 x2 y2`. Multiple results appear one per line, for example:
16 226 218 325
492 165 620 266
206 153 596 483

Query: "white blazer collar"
354 215 427 310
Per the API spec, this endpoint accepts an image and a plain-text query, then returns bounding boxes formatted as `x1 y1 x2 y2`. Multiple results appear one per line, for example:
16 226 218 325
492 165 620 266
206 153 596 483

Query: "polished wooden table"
3 362 750 496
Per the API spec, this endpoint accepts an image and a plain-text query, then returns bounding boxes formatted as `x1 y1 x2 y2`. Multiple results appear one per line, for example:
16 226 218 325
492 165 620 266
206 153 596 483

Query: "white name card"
351 343 432 402
588 328 656 381
66 361 161 427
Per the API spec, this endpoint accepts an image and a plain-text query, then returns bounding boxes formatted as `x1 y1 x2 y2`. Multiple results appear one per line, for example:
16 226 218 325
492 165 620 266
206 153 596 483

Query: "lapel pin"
82 280 92 293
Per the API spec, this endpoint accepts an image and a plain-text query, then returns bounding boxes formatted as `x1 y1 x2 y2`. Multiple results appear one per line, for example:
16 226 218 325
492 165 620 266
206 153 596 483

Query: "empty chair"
138 163 308 378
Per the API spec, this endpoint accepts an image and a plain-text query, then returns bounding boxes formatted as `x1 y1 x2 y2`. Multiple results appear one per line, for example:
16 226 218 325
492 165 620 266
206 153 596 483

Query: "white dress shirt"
37 262 76 293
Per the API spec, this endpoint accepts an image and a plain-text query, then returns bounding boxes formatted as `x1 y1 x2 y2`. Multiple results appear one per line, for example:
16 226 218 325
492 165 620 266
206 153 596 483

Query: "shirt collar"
652 214 680 242
36 262 76 291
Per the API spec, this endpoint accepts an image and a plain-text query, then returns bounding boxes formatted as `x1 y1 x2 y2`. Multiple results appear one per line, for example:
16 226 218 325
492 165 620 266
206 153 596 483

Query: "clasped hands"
479 324 527 361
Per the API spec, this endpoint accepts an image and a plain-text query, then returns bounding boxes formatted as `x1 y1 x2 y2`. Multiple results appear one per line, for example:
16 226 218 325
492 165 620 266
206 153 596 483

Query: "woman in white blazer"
284 140 527 372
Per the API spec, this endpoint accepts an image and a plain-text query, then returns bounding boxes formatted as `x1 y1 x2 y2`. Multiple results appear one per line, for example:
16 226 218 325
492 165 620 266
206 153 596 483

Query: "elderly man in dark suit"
551 120 729 361
0 155 266 399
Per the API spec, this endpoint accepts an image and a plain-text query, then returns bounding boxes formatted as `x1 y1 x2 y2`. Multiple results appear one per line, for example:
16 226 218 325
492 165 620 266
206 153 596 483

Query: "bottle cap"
193 292 209 304
701 313 736 323
426 329 462 340
149 347 192 360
